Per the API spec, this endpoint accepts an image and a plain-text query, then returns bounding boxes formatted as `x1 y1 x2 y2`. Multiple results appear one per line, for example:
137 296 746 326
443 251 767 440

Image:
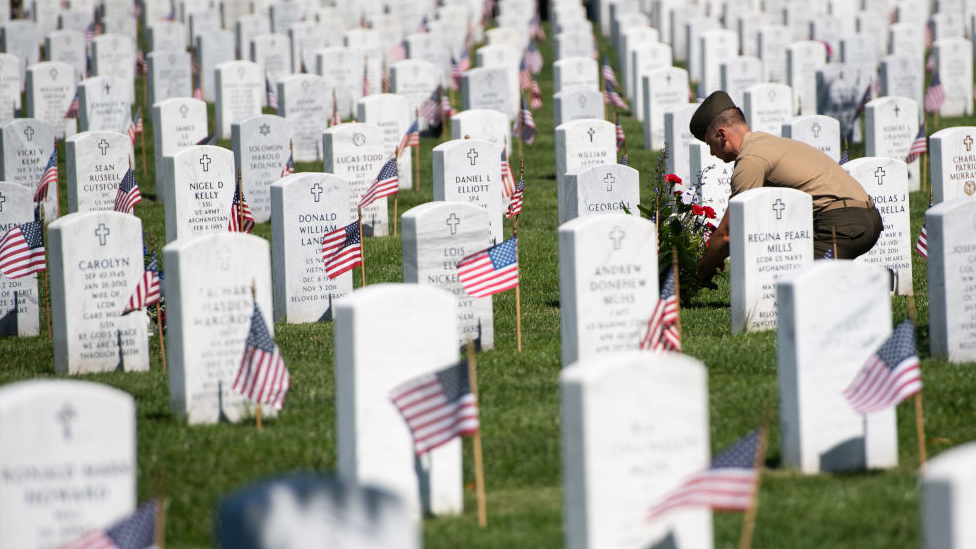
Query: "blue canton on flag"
457 236 519 297
113 168 142 214
389 359 480 455
58 499 156 549
842 320 922 413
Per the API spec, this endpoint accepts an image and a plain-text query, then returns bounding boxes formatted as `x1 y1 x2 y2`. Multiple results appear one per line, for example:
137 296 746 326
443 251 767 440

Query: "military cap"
689 91 737 141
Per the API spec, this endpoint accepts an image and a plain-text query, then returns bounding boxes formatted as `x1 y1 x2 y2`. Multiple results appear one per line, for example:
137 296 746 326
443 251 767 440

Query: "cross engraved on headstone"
893 104 900 117
771 198 786 219
446 213 460 234
237 66 246 78
49 67 58 80
216 246 232 270
875 166 886 185
179 104 189 117
0 191 6 211
587 127 595 142
57 403 76 441
604 173 616 191
24 126 34 141
103 81 111 94
578 95 587 108
965 135 973 152
609 226 625 249
466 148 479 165
200 154 211 171
310 182 323 202
811 122 821 138
97 139 110 155
259 124 270 135
95 223 110 245
666 73 672 84
768 89 776 101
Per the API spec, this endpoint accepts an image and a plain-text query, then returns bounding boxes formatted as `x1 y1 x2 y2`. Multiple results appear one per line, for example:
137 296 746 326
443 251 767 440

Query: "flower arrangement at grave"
636 145 718 300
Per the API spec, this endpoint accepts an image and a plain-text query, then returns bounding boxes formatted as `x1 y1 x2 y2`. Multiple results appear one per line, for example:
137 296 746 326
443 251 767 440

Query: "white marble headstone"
25 61 75 139
0 118 58 221
152 97 209 202
278 74 329 163
450 109 513 156
930 126 976 203
0 183 40 336
216 60 264 140
357 94 413 191
787 40 827 116
865 96 920 188
934 38 974 117
163 145 236 242
643 67 689 150
461 67 511 120
432 138 505 245
147 50 192 106
664 103 702 183
196 30 236 103
553 56 599 94
231 114 293 224
65 130 133 213
782 114 841 162
322 122 390 237
90 34 135 99
921 441 976 549
689 142 734 221
631 42 674 121
78 75 132 134
553 88 605 128
743 83 793 137
561 163 640 223
926 198 976 362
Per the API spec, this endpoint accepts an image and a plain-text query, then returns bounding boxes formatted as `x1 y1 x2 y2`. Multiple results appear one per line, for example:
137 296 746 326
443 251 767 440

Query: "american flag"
122 250 161 315
398 119 420 155
816 39 834 62
228 187 255 233
389 359 479 455
331 94 342 126
193 68 204 100
359 157 399 208
83 21 100 45
126 112 137 145
851 83 872 121
196 133 216 146
362 61 370 97
615 112 626 150
133 106 143 135
0 219 46 279
441 91 453 119
418 86 443 127
457 236 519 297
518 97 536 145
916 198 931 259
646 430 761 520
232 302 290 410
389 39 408 61
842 320 922 413
58 499 156 549
924 72 946 113
500 149 517 198
113 168 142 214
529 79 542 109
601 56 618 88
604 81 629 110
620 152 628 165
822 247 835 259
505 176 524 218
839 148 849 164
34 149 58 203
529 13 546 41
135 48 147 75
639 269 680 352
321 220 363 279
524 40 543 74
905 122 927 163
519 60 532 89
451 50 470 89
64 91 79 118
266 77 278 110
280 151 294 178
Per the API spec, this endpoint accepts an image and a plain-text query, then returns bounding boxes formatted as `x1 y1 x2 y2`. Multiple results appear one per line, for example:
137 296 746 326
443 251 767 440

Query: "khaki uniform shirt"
731 131 871 211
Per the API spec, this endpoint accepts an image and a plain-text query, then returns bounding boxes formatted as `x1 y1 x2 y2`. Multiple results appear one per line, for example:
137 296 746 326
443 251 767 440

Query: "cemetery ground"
3 29 976 549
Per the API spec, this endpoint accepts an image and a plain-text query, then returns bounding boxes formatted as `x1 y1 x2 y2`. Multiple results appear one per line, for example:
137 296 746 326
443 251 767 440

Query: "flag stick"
393 194 398 237
39 205 51 340
54 138 61 218
514 229 522 353
831 227 838 258
249 279 263 430
358 207 366 287
139 118 147 176
922 151 928 193
466 339 488 528
442 81 451 138
236 168 244 230
153 472 166 548
738 410 771 549
149 230 167 373
671 245 682 338
414 108 420 192
915 393 927 469
516 94 524 160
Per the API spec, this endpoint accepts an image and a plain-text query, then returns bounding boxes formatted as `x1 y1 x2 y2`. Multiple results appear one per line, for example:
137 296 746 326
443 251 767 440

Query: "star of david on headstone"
95 223 110 245
200 154 211 171
771 198 786 219
609 226 625 249
103 81 111 95
24 126 34 141
964 135 973 152
310 182 324 202
179 104 189 117
0 191 6 211
811 122 821 138
587 127 595 142
259 124 270 135
875 166 885 185
49 67 58 80
604 173 616 191
98 139 109 155
216 246 232 270
466 148 479 165
57 403 76 441
446 213 460 234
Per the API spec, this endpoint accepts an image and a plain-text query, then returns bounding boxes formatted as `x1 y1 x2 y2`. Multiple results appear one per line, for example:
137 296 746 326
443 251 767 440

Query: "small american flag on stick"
389 359 479 455
842 320 922 414
359 157 399 208
505 176 524 218
122 250 161 315
228 186 255 233
604 81 629 110
113 168 142 214
34 149 58 203
457 236 519 298
924 72 946 113
232 301 290 410
518 97 536 145
0 219 46 279
58 499 156 549
500 149 516 198
266 76 278 109
639 269 680 351
321 220 363 279
398 119 420 156
601 56 618 88
905 122 927 163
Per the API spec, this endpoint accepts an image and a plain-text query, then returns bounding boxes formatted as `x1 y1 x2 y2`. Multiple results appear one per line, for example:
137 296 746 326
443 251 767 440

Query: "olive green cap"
689 91 737 141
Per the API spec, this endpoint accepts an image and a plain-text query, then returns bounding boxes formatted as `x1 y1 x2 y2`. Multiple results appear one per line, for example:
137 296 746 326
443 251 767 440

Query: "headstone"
343 29 383 96
432 139 505 244
404 32 451 79
231 114 292 224
270 172 353 323
553 88 605 128
698 29 738 98
0 379 136 548
163 145 236 242
475 45 520 120
250 33 292 107
322 123 389 237
461 67 512 120
187 8 221 47
48 211 150 373
357 93 413 191
389 59 441 127
90 34 136 99
0 183 40 336
631 42 674 121
315 47 364 119
888 22 925 65
758 25 791 83
216 60 263 140
643 67 690 150
78 75 132 134
65 130 132 213
619 26 660 97
270 1 302 34
880 55 924 112
689 142 734 220
196 30 236 103
555 119 617 210
840 33 878 70
729 187 814 333
776 261 898 472
44 30 85 85
402 202 494 349
164 232 274 424
926 197 976 362
25 61 75 139
216 474 419 549
816 63 872 143
553 56 599 94
0 20 40 89
865 96 921 187
930 126 976 203
152 97 208 202
147 20 187 52
236 14 271 60
719 56 764 107
782 114 842 162
561 352 711 549
921 441 976 549
663 103 702 183
743 83 793 137
561 163 640 223
842 157 913 295
288 21 327 74
684 17 720 83
933 37 974 117
450 109 513 156
0 118 58 221
278 74 329 163
810 14 842 57
334 284 463 518
787 41 827 116
555 29 596 60
558 214 659 365
147 50 192 106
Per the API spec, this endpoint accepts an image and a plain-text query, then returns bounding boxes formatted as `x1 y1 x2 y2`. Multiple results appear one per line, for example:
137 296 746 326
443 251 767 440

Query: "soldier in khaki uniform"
691 91 883 286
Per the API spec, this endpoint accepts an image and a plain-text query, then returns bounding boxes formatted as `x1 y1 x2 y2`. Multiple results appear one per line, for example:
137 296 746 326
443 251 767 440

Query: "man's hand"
697 210 731 288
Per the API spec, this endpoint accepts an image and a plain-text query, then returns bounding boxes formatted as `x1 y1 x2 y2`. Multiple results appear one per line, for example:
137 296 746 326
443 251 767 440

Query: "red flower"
673 190 682 197
665 174 682 184
703 206 716 219
691 204 704 215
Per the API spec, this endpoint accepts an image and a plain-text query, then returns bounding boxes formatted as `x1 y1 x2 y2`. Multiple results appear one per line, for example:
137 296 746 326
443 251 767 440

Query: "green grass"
2 22 975 549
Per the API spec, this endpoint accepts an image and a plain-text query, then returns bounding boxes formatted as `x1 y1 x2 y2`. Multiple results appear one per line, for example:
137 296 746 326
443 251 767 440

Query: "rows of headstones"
0 0 975 546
